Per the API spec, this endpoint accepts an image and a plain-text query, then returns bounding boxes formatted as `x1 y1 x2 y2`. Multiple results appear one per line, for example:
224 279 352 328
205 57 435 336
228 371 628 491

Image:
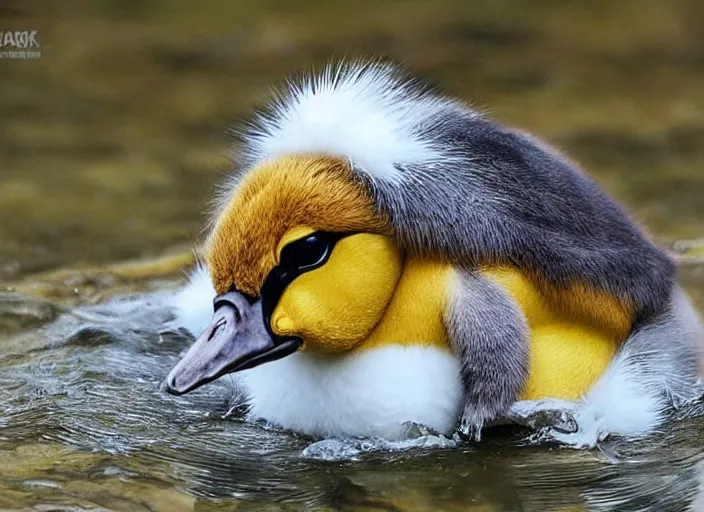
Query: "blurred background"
1 0 703 286
1 2 704 510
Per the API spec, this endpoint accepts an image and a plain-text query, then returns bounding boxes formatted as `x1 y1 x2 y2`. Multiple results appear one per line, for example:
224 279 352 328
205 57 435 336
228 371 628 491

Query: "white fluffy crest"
243 62 469 184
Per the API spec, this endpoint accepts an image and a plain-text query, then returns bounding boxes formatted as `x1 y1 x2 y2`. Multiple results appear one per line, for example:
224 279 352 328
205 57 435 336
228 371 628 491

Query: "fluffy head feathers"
207 154 389 296
240 62 474 186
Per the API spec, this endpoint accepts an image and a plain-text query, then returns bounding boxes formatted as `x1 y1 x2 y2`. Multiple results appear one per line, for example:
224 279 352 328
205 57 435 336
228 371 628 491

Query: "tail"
553 285 704 446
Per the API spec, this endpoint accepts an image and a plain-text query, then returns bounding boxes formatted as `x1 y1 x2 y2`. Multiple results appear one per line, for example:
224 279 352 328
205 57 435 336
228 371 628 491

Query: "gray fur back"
369 114 675 322
224 61 676 323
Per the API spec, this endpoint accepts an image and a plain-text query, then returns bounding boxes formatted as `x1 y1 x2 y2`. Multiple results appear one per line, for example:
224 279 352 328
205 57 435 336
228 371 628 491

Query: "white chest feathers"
240 345 464 440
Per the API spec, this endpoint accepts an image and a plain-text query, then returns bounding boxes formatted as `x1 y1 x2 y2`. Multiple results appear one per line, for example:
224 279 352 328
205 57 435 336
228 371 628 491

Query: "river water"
1 1 704 510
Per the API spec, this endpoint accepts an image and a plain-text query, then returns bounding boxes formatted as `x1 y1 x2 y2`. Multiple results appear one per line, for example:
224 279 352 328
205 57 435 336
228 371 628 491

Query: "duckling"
164 62 703 444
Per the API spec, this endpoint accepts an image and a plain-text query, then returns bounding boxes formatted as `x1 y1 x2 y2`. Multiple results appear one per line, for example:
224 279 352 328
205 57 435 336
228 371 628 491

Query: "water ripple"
1 291 703 510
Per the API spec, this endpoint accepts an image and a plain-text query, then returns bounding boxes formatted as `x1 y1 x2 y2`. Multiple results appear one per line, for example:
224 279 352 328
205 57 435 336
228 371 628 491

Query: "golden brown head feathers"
206 154 391 296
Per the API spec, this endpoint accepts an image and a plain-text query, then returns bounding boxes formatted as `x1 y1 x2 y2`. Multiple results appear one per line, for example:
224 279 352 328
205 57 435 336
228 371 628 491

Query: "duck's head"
165 154 402 395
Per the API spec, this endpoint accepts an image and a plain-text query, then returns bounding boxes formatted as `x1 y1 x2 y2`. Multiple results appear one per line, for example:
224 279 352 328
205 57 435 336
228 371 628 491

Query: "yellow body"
272 231 405 351
483 267 625 400
361 259 451 352
271 229 629 401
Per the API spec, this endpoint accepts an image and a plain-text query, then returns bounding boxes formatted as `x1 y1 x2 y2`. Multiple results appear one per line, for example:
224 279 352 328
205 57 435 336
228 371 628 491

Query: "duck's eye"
280 233 329 269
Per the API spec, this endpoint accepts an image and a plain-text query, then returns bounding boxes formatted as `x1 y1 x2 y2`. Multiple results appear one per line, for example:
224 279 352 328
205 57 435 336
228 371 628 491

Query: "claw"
458 416 483 442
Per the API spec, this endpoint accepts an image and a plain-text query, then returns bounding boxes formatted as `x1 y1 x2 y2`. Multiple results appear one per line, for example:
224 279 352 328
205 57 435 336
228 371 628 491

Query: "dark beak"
164 291 300 395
